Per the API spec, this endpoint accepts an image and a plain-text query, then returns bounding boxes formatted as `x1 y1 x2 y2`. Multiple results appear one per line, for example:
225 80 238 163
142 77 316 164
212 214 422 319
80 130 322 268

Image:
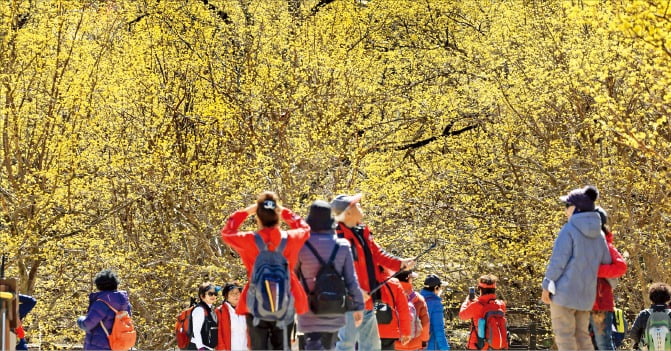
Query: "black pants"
301 332 338 350
246 314 295 350
381 338 397 350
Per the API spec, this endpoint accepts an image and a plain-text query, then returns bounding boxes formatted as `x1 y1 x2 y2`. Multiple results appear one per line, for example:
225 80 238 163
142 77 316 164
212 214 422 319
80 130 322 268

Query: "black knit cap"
306 200 336 231
559 185 599 212
94 269 119 291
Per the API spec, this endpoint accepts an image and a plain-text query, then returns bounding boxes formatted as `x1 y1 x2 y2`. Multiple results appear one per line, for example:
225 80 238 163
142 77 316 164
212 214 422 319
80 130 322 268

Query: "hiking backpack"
175 305 196 349
300 241 349 315
247 232 294 326
407 291 424 339
644 308 671 351
476 299 508 350
97 299 137 351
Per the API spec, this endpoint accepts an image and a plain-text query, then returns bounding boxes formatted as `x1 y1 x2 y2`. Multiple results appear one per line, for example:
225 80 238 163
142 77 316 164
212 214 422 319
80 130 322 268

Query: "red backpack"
175 306 196 349
477 300 508 350
97 299 137 351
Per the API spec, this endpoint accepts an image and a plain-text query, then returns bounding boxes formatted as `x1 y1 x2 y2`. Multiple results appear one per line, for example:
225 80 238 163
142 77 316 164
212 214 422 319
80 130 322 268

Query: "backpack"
175 305 196 349
299 241 349 315
97 299 137 351
644 308 671 351
407 291 423 339
612 307 627 348
476 299 508 350
247 232 294 326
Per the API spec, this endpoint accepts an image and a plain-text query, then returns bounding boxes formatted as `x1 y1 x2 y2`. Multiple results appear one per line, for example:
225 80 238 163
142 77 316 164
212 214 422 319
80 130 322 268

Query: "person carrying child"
459 274 507 350
630 282 671 350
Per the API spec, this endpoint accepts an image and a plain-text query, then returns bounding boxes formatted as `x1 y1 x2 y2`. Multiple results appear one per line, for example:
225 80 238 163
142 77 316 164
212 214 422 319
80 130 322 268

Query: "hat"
330 193 362 214
306 200 336 231
222 283 242 297
559 185 598 212
397 270 419 282
595 206 607 225
423 274 448 288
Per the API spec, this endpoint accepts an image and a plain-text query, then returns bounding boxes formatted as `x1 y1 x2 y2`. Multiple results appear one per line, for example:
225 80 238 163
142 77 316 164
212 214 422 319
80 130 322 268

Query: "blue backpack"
246 232 295 328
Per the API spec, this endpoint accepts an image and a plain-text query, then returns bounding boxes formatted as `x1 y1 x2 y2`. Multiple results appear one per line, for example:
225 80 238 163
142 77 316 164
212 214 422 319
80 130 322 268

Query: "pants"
335 310 382 351
590 311 615 350
246 314 295 350
380 338 397 350
303 332 338 350
550 303 594 351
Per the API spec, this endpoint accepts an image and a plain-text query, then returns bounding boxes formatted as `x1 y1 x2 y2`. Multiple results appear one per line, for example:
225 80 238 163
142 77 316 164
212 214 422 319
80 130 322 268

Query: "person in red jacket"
215 283 248 351
590 207 627 350
331 193 415 351
395 271 430 351
376 268 412 350
459 274 507 350
220 191 310 350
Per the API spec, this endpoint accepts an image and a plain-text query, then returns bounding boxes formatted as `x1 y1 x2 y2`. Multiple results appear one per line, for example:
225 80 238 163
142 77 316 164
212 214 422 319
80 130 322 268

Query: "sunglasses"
206 291 217 297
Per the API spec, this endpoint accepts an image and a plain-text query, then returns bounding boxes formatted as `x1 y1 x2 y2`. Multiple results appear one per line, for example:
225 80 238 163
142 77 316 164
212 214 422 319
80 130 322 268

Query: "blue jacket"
420 289 450 350
296 231 364 333
542 211 611 311
77 290 131 350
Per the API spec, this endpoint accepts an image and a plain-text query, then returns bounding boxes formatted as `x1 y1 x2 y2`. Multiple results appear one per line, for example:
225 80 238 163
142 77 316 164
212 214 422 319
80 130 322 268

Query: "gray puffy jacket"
542 211 611 311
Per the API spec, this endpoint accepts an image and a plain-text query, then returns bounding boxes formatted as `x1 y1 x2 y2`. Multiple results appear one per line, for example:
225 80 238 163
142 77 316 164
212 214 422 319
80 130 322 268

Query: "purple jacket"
296 231 364 333
77 290 131 350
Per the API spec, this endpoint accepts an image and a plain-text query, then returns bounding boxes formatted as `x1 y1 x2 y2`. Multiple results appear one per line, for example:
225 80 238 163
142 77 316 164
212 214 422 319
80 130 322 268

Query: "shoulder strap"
96 299 119 314
408 291 417 302
304 241 326 266
253 232 267 251
96 299 118 337
326 242 340 265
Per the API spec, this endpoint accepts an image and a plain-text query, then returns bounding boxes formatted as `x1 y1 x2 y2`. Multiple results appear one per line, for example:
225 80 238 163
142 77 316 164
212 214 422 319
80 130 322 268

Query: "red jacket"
395 281 430 350
593 230 627 311
221 208 310 315
215 303 232 350
459 294 506 350
377 278 412 340
336 223 403 310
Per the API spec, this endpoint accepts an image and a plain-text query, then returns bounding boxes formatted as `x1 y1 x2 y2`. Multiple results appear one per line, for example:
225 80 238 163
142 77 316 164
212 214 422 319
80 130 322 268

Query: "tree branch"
396 123 478 151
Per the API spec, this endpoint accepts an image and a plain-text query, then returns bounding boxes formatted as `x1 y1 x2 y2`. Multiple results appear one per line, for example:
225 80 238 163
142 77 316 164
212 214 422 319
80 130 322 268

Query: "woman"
590 207 627 350
77 269 132 350
220 191 310 350
189 282 219 350
420 274 451 350
216 283 248 350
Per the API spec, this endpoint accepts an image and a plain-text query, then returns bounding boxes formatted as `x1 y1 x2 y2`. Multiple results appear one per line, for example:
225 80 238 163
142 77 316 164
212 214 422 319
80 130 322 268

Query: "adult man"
541 186 611 351
331 193 415 351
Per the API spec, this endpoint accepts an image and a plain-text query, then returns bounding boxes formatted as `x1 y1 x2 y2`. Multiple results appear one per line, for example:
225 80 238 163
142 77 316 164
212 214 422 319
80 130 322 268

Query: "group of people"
70 186 671 351
216 191 452 351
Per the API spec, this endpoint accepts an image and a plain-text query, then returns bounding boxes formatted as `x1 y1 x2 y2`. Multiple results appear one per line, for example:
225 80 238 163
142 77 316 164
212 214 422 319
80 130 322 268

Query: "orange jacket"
377 278 412 340
395 281 430 350
336 223 403 310
459 294 506 350
221 208 310 315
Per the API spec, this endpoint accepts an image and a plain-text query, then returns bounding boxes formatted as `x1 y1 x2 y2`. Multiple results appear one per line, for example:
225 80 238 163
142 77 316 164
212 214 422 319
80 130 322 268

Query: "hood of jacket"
568 211 602 239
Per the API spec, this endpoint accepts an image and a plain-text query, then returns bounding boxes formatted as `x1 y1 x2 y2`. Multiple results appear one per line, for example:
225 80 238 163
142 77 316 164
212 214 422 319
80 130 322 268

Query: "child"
630 282 671 350
459 274 507 350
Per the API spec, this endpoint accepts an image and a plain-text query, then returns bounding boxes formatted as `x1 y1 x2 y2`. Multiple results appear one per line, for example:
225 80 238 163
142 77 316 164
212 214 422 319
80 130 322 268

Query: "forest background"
1 0 670 349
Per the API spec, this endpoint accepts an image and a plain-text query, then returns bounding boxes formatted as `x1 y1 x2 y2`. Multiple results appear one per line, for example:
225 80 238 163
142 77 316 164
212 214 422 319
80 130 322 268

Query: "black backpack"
300 241 349 315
